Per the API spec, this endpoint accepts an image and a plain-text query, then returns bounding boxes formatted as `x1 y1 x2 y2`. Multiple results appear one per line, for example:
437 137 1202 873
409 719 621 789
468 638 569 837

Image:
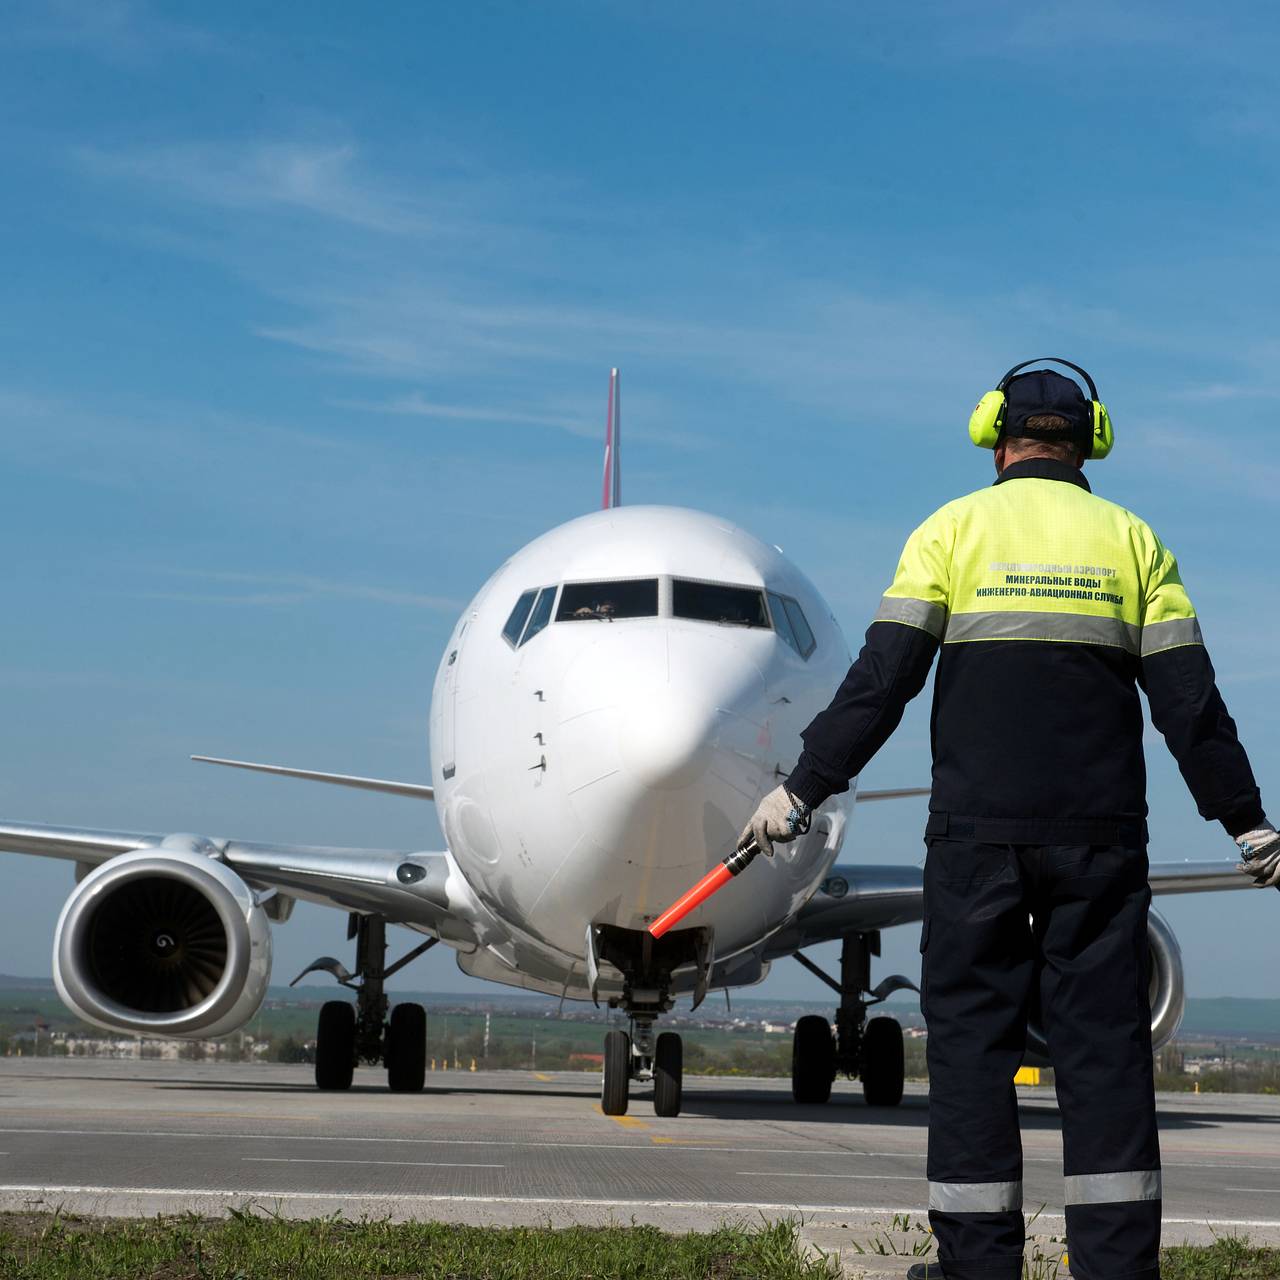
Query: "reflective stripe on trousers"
1065 1170 1162 1204
929 1181 1023 1213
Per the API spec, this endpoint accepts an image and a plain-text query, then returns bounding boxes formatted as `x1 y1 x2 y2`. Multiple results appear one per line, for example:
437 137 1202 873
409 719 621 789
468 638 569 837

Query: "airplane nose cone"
617 689 715 791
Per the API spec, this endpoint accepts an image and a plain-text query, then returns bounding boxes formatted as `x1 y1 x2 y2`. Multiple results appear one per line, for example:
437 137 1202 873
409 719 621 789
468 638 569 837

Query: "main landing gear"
792 930 911 1108
293 913 437 1093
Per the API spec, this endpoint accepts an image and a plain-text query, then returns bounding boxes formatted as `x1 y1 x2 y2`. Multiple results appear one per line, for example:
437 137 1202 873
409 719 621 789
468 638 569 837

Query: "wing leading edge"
0 820 480 947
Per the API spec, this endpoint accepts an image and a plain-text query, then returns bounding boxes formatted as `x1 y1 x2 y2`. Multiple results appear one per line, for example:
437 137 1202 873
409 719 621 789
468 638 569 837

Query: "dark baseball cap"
1003 369 1090 445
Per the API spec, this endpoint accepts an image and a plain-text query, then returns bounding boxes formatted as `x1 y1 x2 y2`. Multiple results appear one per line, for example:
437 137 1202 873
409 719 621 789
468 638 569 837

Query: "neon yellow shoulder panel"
875 480 1200 656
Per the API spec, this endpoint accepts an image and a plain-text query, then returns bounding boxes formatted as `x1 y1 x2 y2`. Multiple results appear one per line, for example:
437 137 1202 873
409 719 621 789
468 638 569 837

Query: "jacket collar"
994 457 1091 492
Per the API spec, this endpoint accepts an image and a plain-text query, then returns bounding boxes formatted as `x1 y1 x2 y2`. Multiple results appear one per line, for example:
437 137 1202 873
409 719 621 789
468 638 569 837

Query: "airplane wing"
763 856 1254 959
0 820 480 947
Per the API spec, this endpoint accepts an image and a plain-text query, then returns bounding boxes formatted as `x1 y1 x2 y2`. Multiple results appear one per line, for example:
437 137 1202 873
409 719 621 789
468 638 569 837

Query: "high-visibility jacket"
785 457 1263 843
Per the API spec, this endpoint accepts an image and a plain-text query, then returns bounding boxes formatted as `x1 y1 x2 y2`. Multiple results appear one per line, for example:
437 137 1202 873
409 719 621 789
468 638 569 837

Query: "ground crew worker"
742 358 1276 1280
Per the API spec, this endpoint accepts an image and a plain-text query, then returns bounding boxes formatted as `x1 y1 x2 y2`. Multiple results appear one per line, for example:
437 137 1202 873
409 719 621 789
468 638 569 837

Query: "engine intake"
53 842 272 1039
1027 905 1185 1060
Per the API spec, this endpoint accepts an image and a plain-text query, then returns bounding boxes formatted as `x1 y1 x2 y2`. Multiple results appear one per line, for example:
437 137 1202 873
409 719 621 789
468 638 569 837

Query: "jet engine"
1027 905 1184 1060
52 840 272 1039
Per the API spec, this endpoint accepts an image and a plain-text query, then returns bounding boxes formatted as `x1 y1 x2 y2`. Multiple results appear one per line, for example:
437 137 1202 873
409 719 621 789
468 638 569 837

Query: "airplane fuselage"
429 505 856 1001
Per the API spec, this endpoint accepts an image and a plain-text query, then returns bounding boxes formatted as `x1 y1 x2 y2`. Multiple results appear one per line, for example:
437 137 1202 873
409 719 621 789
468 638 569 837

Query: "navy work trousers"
921 839 1161 1280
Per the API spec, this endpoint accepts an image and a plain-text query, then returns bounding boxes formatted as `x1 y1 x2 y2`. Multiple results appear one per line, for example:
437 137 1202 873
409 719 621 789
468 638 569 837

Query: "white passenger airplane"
0 370 1249 1116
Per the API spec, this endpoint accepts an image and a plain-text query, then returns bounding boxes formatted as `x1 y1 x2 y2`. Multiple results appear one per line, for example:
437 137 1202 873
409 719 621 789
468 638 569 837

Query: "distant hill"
1181 997 1280 1039
3 974 1277 1039
0 974 55 992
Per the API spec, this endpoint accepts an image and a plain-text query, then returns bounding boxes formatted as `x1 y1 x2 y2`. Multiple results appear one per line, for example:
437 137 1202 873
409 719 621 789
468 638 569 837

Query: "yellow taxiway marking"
533 1073 553 1082
594 1104 649 1130
651 1136 725 1145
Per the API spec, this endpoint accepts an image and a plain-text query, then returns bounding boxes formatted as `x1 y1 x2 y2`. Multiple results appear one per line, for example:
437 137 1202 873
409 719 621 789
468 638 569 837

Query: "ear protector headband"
969 357 1114 460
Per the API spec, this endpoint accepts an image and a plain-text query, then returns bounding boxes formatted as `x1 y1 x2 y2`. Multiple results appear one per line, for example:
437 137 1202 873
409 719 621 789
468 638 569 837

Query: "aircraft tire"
386 1002 427 1093
315 1000 356 1091
860 1015 905 1107
791 1014 835 1104
601 1028 630 1116
653 1032 683 1117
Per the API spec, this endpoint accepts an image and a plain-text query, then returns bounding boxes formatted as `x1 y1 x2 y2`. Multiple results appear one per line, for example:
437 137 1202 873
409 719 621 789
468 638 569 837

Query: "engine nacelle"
53 840 272 1039
1027 905 1185 1060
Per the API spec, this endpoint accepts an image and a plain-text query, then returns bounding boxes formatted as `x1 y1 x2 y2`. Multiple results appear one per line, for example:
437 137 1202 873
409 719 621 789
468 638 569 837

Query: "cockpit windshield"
672 579 768 628
556 578 659 621
502 575 816 656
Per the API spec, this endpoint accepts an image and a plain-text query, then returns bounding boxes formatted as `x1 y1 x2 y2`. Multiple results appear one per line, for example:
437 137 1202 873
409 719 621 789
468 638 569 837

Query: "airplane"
0 368 1251 1117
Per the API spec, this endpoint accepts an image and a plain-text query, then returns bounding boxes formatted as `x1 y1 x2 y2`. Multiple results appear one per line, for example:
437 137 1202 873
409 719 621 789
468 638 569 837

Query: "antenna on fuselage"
601 367 621 509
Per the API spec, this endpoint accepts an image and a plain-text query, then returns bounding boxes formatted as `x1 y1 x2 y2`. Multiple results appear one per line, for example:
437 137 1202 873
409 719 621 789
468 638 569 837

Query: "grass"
5 1214 1280 1280
839 1214 1280 1279
0 1211 840 1279
1163 1235 1280 1279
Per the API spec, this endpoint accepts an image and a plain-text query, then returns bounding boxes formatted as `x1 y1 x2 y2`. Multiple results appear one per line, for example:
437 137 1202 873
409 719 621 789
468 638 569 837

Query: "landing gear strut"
791 930 908 1107
297 914 437 1093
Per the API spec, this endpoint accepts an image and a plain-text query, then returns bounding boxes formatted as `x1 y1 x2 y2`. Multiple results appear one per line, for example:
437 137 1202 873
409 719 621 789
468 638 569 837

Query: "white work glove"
1236 822 1280 887
739 785 812 857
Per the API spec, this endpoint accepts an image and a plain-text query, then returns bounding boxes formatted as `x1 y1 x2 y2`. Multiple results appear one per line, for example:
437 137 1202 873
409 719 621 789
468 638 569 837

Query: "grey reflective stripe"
1141 616 1204 657
875 595 946 639
944 610 1140 654
1064 1170 1162 1205
928 1180 1023 1213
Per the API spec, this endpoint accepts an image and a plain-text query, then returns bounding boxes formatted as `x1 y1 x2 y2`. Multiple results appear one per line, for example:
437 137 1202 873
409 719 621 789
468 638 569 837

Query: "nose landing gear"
791 930 913 1108
589 923 706 1119
600 1014 684 1118
296 914 437 1093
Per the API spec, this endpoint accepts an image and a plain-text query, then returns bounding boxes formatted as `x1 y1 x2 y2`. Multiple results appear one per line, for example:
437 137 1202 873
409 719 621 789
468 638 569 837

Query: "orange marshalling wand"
648 837 763 939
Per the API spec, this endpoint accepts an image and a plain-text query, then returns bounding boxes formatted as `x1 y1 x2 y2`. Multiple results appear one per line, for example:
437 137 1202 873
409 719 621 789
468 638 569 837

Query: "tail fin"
601 367 621 509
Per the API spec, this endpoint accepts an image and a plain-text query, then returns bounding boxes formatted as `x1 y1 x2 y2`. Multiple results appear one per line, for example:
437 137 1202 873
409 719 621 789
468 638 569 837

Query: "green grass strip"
0 1212 839 1279
1162 1236 1280 1279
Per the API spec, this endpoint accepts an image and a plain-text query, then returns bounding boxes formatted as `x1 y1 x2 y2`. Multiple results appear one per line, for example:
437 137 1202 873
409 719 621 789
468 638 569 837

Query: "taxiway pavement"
1 1059 1278 1263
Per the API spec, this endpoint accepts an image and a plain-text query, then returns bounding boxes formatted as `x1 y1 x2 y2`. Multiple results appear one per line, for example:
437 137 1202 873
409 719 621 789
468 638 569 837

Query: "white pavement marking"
4 1185 1280 1230
244 1159 503 1169
3 1127 1279 1175
737 1171 920 1180
1225 1187 1280 1193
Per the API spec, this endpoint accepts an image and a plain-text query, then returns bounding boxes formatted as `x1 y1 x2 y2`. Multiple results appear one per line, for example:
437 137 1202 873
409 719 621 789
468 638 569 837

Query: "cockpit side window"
673 579 769 628
556 578 659 622
767 591 799 651
769 591 817 658
782 596 816 658
520 585 557 645
502 589 538 647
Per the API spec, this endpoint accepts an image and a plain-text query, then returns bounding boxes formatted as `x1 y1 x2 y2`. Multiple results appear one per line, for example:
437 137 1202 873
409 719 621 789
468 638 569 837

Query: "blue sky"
2 0 1278 1005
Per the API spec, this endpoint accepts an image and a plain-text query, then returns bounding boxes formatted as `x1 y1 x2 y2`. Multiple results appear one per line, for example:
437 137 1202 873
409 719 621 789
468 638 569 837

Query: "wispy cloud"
334 392 596 436
76 141 434 235
136 569 462 611
5 0 221 65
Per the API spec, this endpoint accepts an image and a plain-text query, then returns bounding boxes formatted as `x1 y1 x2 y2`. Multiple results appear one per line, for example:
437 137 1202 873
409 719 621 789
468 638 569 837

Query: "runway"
2 1058 1279 1256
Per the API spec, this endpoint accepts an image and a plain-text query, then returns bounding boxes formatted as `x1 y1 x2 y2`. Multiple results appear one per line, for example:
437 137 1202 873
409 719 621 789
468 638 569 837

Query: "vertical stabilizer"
600 367 621 509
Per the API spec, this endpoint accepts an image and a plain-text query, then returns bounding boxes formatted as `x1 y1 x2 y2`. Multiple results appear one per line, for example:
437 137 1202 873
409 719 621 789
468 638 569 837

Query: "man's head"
994 369 1090 474
995 415 1085 471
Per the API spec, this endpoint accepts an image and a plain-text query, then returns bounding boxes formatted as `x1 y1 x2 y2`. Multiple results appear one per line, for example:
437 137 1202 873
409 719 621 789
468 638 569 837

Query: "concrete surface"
1 1059 1278 1274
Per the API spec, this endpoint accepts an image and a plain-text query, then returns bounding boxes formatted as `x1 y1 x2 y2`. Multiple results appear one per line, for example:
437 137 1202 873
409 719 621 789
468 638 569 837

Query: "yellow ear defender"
968 357 1114 460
